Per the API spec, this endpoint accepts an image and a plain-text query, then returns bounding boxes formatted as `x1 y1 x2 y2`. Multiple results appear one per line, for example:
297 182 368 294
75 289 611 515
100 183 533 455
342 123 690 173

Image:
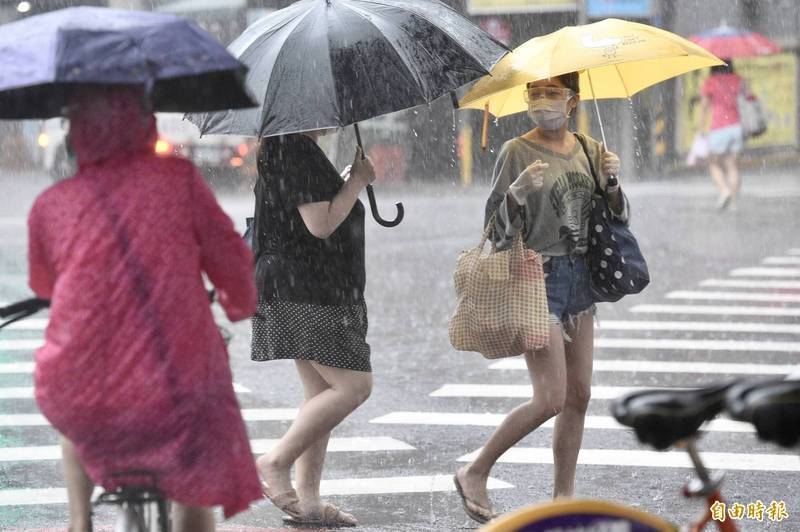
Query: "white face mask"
527 98 569 130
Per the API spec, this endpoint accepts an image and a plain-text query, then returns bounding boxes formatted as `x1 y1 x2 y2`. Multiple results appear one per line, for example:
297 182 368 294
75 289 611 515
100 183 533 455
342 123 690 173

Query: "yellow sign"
467 0 576 15
678 53 798 153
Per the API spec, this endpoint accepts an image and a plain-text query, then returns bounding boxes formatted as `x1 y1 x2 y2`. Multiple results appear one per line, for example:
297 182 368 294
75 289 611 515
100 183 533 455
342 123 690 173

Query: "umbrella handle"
353 123 404 228
366 184 404 227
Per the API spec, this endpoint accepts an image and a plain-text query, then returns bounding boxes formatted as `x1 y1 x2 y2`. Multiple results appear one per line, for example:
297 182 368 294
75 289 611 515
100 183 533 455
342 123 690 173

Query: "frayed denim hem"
549 304 597 343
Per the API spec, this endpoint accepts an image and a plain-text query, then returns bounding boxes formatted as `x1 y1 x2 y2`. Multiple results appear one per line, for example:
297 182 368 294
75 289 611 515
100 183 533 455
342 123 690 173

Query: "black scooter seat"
726 378 800 448
611 382 738 450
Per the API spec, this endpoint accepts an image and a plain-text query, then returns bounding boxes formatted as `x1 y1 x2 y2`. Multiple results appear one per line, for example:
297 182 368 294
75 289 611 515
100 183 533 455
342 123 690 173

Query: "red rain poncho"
27 87 261 517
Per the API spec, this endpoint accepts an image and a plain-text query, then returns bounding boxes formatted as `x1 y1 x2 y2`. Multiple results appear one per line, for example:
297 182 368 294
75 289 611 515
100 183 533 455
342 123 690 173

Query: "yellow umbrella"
459 18 724 146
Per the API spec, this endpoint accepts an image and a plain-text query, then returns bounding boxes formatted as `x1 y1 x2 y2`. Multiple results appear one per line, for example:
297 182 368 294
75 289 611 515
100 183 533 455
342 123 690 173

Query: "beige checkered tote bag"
449 219 549 359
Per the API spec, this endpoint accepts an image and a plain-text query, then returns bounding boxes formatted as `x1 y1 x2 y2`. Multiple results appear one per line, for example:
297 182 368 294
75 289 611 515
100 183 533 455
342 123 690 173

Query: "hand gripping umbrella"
0 7 256 118
460 18 724 148
188 0 508 228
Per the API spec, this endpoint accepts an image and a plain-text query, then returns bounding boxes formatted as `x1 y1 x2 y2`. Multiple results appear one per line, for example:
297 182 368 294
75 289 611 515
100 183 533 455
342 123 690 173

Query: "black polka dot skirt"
251 299 371 372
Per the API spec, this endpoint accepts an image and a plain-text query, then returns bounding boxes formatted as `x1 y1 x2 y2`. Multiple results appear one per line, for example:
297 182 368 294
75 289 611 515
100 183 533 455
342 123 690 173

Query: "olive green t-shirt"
484 133 629 256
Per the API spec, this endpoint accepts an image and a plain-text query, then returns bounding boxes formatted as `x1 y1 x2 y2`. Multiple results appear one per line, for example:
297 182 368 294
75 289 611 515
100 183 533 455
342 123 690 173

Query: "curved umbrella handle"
354 122 404 228
366 185 404 227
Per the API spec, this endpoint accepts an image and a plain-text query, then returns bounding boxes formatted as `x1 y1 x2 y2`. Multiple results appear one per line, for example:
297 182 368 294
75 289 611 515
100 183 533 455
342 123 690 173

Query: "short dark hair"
527 73 580 94
556 72 580 94
711 63 734 75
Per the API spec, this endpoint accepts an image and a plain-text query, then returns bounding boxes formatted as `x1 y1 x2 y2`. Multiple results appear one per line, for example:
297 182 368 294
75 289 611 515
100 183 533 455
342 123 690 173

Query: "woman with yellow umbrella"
454 19 722 525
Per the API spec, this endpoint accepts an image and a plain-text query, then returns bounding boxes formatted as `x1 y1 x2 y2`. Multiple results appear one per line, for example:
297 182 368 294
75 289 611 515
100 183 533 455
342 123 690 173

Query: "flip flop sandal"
261 481 303 520
281 502 357 528
453 475 498 525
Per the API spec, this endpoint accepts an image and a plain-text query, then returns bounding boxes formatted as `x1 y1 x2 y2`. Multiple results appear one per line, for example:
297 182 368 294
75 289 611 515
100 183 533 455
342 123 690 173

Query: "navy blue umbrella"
188 0 508 227
0 7 256 119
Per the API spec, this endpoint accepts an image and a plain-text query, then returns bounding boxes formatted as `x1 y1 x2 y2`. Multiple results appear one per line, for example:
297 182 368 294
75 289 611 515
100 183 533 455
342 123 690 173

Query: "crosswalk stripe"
763 256 800 265
666 290 800 303
2 319 48 331
0 437 415 462
0 408 298 427
0 217 25 226
730 267 800 277
370 412 753 433
0 362 36 373
596 320 800 334
0 383 250 396
0 476 514 505
788 248 800 255
430 384 688 399
456 448 800 472
594 337 800 352
489 358 797 375
699 279 800 289
0 339 43 351
0 387 33 399
631 304 800 317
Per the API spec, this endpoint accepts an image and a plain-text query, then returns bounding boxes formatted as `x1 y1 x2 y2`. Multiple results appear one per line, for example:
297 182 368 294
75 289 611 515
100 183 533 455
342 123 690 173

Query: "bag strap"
574 134 602 195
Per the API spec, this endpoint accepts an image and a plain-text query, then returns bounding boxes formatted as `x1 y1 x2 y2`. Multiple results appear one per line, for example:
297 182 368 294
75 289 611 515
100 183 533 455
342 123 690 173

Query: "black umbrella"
188 0 508 227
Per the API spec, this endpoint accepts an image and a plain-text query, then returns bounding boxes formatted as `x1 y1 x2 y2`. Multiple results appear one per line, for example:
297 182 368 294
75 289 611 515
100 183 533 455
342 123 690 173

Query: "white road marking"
594 337 800 352
763 256 800 265
431 384 688 399
0 339 43 351
0 387 33 399
788 249 800 255
2 319 48 330
370 412 752 433
0 362 34 374
596 320 800 334
0 476 514 505
666 290 800 303
631 304 800 317
0 408 298 427
0 437 415 462
457 448 800 472
0 382 250 396
730 267 800 277
489 358 798 375
699 279 800 289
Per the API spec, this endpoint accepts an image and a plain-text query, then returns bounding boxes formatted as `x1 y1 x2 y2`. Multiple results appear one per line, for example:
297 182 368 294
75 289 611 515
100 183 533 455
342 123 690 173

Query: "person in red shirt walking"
700 63 745 211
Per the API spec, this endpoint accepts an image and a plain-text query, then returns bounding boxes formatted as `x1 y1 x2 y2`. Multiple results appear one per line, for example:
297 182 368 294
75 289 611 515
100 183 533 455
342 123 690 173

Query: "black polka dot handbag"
576 135 650 303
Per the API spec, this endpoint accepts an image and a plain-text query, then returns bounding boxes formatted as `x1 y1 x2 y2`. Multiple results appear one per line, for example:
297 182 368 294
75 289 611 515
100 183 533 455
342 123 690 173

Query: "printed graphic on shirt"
548 170 594 251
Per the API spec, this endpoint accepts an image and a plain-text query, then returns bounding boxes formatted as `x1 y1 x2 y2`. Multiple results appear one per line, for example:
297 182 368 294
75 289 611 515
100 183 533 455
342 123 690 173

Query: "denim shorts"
708 124 744 155
543 254 595 329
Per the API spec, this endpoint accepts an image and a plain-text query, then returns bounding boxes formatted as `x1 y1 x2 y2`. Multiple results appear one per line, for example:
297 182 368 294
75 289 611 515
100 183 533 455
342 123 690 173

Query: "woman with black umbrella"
251 131 376 527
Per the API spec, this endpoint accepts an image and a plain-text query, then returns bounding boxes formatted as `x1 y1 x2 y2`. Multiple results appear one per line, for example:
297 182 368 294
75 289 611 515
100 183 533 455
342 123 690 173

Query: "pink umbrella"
690 23 781 59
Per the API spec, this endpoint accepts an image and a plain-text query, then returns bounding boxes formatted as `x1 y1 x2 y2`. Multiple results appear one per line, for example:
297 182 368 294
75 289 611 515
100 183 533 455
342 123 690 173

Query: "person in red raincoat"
27 86 261 532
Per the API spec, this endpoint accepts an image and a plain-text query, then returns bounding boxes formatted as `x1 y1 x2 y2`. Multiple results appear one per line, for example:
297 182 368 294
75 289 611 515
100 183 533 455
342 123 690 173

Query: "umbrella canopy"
0 6 256 119
460 18 724 118
188 0 508 138
690 24 781 59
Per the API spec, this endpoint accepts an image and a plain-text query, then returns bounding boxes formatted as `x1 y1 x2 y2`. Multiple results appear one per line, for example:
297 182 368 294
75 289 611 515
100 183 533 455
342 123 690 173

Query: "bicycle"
480 378 800 532
0 293 230 532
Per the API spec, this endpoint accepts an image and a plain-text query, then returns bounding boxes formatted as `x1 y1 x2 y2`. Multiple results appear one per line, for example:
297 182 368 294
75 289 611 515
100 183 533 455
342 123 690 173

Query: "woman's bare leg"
552 312 594 498
293 360 333 512
708 155 730 198
172 504 215 532
256 362 372 498
723 153 740 204
61 437 94 532
456 323 567 514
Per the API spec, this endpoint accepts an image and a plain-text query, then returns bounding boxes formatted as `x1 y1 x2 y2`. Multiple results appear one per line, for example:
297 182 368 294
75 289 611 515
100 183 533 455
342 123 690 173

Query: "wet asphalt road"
0 169 799 531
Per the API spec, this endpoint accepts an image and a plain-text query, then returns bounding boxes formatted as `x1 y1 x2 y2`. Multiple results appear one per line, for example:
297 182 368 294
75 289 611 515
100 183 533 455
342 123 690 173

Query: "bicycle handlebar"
0 298 50 319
